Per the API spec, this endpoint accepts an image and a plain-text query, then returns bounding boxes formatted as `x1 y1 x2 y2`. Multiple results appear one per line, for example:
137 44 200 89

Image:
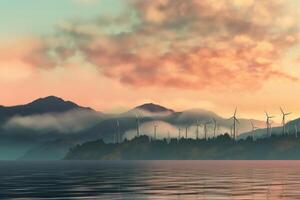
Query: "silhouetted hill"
65 134 300 160
0 96 93 122
19 138 79 160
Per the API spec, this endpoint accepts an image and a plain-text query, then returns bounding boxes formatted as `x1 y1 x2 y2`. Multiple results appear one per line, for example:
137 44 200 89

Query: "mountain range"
0 96 288 160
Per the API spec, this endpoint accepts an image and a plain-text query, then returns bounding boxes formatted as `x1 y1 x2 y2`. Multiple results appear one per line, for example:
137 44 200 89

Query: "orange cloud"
24 0 299 91
0 39 39 82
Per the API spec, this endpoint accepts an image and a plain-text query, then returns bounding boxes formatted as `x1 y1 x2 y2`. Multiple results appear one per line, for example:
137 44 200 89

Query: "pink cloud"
24 0 299 91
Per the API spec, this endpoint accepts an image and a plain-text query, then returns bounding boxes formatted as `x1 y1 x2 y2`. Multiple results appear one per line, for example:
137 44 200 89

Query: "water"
1 161 300 200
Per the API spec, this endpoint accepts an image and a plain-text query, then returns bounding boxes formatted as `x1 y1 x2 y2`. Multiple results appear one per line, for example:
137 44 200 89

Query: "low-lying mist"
4 109 103 134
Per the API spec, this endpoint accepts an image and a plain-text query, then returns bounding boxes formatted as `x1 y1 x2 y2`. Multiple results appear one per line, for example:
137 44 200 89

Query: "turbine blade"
265 111 268 117
280 107 284 114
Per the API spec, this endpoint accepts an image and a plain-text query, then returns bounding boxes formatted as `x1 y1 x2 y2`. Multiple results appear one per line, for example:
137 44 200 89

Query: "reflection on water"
0 161 300 199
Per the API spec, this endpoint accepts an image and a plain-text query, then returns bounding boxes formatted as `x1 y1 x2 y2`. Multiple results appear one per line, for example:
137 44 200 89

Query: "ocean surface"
1 160 300 200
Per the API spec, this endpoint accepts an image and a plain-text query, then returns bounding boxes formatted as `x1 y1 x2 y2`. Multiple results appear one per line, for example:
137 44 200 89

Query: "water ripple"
1 161 300 199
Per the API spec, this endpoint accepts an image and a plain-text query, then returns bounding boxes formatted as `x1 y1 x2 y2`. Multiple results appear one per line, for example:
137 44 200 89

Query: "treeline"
64 134 300 160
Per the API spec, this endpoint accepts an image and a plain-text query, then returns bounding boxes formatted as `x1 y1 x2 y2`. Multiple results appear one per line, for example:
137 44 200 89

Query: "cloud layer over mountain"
4 109 102 134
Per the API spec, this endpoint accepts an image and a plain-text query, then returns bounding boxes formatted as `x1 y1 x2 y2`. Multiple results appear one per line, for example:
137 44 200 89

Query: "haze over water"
1 161 300 200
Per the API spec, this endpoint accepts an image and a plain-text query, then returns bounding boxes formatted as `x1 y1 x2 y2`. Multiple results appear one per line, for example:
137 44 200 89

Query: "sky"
1 0 300 122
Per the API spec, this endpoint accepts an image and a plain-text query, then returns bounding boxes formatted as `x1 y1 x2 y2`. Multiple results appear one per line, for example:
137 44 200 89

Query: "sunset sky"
1 0 300 122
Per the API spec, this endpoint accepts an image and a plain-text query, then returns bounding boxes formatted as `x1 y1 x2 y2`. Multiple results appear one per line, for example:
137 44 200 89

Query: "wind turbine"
185 125 189 139
250 120 258 139
203 121 211 140
269 121 275 136
178 127 182 140
295 125 298 138
230 107 239 140
195 120 200 140
265 111 274 137
153 122 158 140
135 113 140 137
230 125 233 138
280 107 291 135
250 120 258 132
212 118 217 138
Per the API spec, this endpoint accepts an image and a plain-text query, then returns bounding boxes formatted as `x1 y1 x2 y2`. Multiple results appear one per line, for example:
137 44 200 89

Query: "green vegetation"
64 134 300 160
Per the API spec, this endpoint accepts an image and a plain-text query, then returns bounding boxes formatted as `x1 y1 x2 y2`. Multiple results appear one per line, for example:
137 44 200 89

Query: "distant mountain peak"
28 96 94 112
0 96 94 120
134 103 174 113
31 96 66 104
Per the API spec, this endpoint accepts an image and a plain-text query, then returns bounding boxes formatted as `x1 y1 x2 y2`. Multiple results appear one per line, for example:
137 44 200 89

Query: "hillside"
239 117 300 139
0 96 100 160
65 134 300 160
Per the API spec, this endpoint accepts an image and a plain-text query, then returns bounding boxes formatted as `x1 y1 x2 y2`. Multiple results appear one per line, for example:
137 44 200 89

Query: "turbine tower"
153 123 158 140
185 126 189 139
250 120 258 132
135 113 140 137
212 118 217 138
204 121 211 140
250 120 258 138
178 127 182 139
230 107 239 140
295 125 298 138
265 111 274 137
196 120 201 140
270 121 274 136
280 107 291 135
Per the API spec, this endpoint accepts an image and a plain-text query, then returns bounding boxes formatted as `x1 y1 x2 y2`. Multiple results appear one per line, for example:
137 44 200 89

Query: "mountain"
134 103 174 114
0 97 268 160
0 96 93 122
0 96 99 160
